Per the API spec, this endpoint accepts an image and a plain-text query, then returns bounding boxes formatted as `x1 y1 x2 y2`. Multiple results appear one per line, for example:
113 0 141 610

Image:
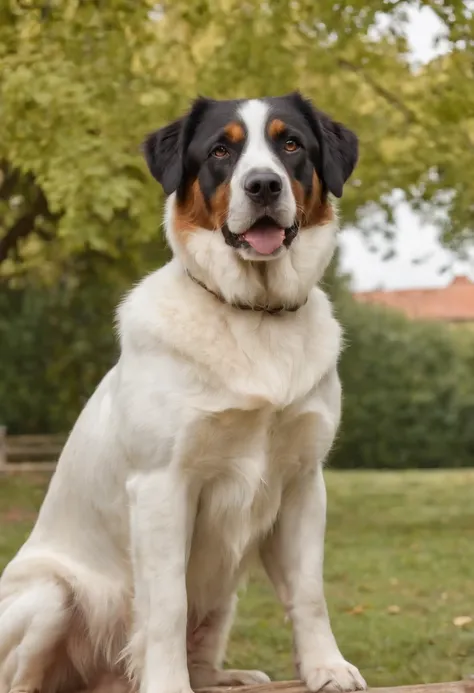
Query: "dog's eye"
211 145 230 159
284 138 300 153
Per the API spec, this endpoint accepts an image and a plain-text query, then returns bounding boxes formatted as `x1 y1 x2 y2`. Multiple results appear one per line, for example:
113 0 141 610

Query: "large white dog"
0 92 365 693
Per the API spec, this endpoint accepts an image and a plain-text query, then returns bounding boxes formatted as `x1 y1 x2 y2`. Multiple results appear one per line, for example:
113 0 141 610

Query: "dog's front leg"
127 470 197 693
261 465 366 693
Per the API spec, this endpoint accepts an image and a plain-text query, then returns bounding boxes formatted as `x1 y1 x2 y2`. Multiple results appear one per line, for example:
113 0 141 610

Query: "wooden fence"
0 428 65 471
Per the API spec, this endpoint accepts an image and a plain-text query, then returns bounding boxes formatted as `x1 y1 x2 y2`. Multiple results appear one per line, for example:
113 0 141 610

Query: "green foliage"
1 1 473 276
0 1 167 278
0 272 118 433
333 298 474 469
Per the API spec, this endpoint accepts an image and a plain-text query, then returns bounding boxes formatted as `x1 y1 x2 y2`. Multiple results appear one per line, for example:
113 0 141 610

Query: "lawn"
1 470 473 687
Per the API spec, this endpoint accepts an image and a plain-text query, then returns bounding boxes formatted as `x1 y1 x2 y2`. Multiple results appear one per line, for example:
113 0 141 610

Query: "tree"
0 0 472 279
0 0 169 280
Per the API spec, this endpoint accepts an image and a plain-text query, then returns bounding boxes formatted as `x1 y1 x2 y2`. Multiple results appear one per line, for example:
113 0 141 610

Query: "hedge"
1 280 474 468
0 279 118 435
332 297 474 468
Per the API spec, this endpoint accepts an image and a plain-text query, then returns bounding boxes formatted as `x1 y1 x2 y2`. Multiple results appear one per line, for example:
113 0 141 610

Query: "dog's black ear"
142 96 212 197
142 117 185 196
317 111 359 198
292 92 358 198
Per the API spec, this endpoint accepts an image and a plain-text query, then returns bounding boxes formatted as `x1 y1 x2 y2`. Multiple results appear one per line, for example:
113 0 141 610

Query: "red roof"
353 275 474 322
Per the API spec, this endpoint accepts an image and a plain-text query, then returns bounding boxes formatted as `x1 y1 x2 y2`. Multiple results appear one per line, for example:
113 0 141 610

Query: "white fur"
0 177 366 693
227 100 296 240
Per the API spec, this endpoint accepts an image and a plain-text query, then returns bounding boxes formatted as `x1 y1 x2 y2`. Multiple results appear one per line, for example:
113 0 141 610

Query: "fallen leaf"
348 605 365 615
453 616 472 627
387 605 401 615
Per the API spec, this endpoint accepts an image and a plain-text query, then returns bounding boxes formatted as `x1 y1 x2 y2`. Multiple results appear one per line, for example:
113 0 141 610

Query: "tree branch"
0 164 24 203
0 189 57 264
337 58 419 124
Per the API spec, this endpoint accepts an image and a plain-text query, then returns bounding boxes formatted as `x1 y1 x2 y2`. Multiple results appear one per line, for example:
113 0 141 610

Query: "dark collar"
186 271 307 315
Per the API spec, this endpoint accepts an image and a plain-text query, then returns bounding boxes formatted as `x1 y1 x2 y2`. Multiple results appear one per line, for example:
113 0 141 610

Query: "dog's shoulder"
116 262 177 352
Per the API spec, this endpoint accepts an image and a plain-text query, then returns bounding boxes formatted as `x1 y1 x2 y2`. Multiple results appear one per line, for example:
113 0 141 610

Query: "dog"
0 92 365 693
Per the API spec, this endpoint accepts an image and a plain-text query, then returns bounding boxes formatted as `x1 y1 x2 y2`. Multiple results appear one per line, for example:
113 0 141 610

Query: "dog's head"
143 92 358 263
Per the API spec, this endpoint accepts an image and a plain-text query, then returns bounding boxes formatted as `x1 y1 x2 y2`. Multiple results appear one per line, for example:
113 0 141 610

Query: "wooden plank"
6 442 64 450
0 462 56 473
6 434 66 445
197 680 474 693
4 434 65 466
0 425 6 470
7 442 63 451
6 446 63 458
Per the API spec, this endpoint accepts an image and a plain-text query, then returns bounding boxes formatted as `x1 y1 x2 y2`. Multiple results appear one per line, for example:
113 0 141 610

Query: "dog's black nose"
244 169 282 205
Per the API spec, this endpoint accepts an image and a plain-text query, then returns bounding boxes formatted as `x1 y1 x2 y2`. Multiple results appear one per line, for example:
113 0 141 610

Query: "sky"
339 5 474 292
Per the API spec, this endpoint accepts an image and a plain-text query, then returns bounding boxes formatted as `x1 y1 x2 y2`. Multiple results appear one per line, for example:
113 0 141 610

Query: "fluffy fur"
0 93 365 693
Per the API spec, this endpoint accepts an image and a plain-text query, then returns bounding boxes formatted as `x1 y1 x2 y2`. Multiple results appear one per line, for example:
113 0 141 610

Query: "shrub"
332 297 474 468
0 278 118 434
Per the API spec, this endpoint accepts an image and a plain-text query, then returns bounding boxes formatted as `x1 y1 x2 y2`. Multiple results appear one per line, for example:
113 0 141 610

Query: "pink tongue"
243 227 285 255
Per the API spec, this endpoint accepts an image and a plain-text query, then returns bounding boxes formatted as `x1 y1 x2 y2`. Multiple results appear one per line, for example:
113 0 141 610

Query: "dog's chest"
185 404 316 608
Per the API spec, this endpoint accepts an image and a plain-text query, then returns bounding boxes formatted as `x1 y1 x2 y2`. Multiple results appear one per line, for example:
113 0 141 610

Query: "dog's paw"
304 661 366 692
192 668 271 688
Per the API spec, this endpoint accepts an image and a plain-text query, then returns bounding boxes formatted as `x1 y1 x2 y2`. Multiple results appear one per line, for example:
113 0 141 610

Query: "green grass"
1 470 473 687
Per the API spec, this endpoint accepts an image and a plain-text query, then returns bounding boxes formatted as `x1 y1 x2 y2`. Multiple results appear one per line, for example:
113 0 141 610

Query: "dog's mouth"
222 216 299 254
241 217 286 255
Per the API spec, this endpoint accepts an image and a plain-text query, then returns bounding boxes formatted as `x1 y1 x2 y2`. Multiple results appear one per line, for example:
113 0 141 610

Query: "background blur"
0 0 473 686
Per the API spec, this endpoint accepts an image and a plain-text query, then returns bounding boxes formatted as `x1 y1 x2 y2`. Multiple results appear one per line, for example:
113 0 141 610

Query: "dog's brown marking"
210 183 231 229
224 121 245 143
292 171 333 228
174 180 231 237
174 181 209 233
268 118 286 139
